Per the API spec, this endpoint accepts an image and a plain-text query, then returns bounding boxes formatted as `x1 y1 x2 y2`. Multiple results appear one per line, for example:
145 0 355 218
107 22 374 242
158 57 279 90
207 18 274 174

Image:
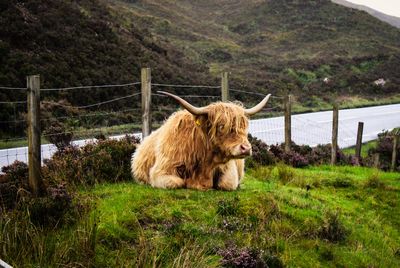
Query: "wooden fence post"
391 134 398 171
27 75 42 196
284 94 292 152
331 103 339 165
221 72 229 102
141 67 151 138
373 153 380 169
355 122 364 162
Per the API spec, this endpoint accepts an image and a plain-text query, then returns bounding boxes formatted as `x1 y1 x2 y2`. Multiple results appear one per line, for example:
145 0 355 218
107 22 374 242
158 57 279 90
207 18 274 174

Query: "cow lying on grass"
131 91 271 190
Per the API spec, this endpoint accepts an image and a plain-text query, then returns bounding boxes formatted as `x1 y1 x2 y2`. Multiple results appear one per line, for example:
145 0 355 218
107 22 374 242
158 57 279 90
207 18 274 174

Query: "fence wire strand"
42 93 141 109
0 101 27 104
153 83 220 89
41 82 141 91
0 86 26 90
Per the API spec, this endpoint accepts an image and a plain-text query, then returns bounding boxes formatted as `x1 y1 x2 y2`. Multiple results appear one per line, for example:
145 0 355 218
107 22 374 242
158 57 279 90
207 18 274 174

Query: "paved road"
1 103 399 170
249 103 400 147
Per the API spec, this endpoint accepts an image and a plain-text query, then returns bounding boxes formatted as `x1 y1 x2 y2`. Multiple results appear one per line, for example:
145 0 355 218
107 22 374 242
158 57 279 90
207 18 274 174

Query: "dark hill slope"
114 0 400 98
0 0 400 108
0 0 212 103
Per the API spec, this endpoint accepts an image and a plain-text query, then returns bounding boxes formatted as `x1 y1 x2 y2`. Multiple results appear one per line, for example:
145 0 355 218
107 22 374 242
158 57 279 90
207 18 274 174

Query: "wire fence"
0 70 382 172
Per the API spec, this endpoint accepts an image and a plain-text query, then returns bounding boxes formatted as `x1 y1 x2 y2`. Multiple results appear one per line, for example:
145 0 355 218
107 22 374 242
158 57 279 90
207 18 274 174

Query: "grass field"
2 164 399 267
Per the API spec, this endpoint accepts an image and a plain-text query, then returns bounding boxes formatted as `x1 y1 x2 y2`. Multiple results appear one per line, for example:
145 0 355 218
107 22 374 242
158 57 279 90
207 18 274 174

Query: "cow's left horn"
158 91 208 115
244 94 271 116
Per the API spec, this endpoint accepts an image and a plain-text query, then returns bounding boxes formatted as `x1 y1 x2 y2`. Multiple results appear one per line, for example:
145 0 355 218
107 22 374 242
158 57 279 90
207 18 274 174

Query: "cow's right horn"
158 91 208 115
244 94 271 116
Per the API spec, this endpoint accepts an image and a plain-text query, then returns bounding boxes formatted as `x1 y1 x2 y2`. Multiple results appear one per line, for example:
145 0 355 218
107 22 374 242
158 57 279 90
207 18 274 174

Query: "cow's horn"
244 94 271 116
158 91 208 115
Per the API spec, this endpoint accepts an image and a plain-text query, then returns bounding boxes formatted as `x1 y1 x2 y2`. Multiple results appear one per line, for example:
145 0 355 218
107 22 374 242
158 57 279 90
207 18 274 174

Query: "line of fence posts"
22 69 400 195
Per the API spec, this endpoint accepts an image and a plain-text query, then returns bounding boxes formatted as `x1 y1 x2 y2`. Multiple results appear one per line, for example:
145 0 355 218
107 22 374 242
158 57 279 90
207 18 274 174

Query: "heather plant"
247 134 276 168
308 144 332 165
367 130 400 171
43 121 73 151
0 161 28 186
43 135 139 186
281 150 309 168
0 161 29 209
217 244 264 268
23 183 76 227
250 137 354 168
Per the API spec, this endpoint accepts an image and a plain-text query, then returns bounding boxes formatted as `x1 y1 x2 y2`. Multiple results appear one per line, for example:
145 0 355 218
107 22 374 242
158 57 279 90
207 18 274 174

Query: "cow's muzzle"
234 143 252 158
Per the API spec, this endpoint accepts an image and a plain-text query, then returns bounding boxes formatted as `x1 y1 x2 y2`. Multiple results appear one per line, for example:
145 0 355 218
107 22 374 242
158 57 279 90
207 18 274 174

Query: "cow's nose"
240 144 251 155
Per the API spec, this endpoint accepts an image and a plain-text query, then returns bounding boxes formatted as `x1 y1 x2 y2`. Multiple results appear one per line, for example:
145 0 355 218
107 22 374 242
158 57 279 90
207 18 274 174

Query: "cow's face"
204 103 251 160
158 91 271 161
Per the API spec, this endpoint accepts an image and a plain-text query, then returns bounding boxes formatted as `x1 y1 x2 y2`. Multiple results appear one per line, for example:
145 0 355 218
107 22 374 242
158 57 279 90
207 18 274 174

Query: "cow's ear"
194 114 208 128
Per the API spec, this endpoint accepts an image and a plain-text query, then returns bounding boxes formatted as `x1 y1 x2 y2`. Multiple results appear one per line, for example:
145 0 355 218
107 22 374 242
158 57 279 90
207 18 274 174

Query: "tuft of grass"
248 166 274 181
318 210 348 243
216 197 240 216
331 176 355 188
365 170 386 189
276 163 296 184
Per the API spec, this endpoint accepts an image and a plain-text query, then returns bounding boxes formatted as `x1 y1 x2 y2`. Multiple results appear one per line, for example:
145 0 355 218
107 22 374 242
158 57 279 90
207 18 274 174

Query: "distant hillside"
113 0 400 98
332 0 400 28
0 0 399 114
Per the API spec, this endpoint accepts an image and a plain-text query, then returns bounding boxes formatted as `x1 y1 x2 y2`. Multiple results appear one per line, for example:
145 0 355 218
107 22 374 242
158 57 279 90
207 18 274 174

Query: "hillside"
1 0 400 138
332 0 400 29
112 0 400 98
1 0 399 98
0 0 216 137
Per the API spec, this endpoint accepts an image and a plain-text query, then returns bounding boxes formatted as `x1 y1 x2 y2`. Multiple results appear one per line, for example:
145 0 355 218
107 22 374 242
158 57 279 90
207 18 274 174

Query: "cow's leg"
217 159 244 191
149 164 185 189
186 176 213 190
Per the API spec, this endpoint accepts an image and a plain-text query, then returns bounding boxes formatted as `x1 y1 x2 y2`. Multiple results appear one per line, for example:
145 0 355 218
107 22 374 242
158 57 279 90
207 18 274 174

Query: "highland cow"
131 91 271 190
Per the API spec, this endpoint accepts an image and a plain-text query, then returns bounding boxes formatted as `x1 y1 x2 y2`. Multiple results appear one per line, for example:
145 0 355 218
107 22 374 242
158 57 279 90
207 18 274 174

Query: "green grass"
343 140 377 157
3 164 399 267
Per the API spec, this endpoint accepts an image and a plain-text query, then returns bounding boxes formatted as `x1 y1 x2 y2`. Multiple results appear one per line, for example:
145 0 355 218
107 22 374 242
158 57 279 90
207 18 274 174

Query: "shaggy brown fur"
131 102 251 190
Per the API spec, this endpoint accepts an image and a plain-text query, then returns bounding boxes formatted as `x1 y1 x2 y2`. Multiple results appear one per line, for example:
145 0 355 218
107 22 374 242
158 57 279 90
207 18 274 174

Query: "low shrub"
22 183 77 227
247 135 276 168
43 121 73 151
43 135 139 186
249 136 352 169
217 244 264 268
307 144 332 165
366 130 399 171
0 161 29 210
281 150 309 168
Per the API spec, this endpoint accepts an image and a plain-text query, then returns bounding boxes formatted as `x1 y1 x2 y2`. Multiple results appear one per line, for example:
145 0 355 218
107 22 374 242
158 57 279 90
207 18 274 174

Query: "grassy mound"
2 165 399 267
